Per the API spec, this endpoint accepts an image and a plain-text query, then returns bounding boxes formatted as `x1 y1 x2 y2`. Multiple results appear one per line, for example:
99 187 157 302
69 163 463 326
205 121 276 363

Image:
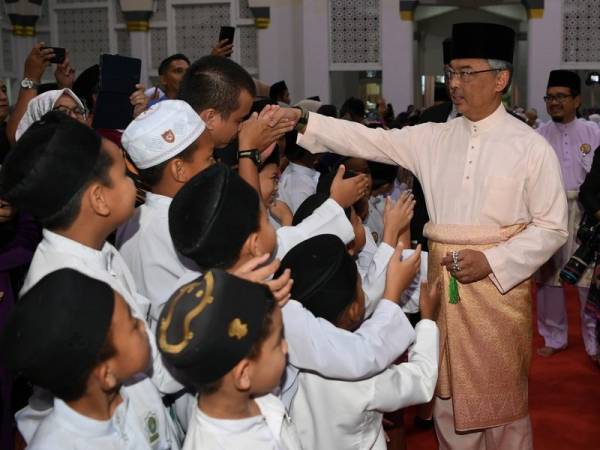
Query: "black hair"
59 324 116 401
136 135 200 187
317 104 338 118
340 97 365 121
178 55 256 118
269 83 288 102
284 130 312 162
41 145 113 230
259 147 280 172
158 53 190 76
196 296 276 396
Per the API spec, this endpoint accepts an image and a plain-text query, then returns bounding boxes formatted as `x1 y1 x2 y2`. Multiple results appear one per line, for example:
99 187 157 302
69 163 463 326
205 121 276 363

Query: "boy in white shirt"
0 113 182 440
157 269 301 449
277 234 440 450
1 269 179 450
168 164 420 409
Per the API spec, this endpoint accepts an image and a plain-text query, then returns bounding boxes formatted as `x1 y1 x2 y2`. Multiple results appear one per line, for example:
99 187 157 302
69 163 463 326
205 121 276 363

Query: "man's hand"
232 253 293 307
270 200 293 226
419 280 441 321
383 243 422 303
24 43 54 83
440 249 492 284
268 107 302 129
130 84 148 118
329 165 370 209
0 200 16 224
211 39 234 57
54 52 75 89
238 109 293 152
382 192 415 247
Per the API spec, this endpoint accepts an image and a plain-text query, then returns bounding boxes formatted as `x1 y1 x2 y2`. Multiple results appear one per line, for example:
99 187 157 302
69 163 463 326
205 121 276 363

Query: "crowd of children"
0 52 440 449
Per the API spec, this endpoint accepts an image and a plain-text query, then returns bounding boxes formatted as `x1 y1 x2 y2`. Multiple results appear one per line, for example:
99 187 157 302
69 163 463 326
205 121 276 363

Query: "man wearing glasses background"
272 22 568 449
536 70 600 362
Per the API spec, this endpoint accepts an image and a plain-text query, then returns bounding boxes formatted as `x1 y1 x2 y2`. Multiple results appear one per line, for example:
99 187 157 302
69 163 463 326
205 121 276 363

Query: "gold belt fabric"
424 222 531 431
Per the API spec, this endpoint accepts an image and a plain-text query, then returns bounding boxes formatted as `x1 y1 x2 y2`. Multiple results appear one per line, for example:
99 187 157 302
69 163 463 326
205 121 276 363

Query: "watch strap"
238 149 261 166
294 106 309 133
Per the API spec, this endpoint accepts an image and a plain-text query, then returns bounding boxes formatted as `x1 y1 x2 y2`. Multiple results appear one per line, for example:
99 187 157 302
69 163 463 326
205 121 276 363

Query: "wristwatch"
20 78 38 89
238 149 261 166
294 105 309 133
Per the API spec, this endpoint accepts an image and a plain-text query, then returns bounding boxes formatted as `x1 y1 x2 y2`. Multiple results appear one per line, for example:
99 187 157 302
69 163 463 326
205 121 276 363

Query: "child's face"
258 163 279 206
108 293 151 380
102 139 137 226
247 306 287 395
255 204 277 256
348 207 366 256
179 133 216 180
337 275 366 331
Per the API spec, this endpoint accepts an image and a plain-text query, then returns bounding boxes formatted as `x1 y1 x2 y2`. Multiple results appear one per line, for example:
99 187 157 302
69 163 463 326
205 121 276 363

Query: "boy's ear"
168 158 187 183
199 109 220 131
231 359 252 392
88 183 111 217
93 360 119 392
244 232 262 258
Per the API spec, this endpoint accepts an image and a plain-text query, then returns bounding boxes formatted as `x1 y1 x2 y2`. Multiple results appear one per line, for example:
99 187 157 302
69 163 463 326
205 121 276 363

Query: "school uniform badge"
580 143 592 155
161 130 175 143
145 412 160 444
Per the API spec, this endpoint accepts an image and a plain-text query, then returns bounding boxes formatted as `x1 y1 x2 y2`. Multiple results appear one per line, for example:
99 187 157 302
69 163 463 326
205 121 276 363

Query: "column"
527 0 560 121
301 0 330 103
118 0 154 87
381 0 414 113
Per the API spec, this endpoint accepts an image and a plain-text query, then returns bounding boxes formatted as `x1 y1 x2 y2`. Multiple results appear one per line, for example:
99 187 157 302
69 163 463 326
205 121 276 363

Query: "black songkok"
276 234 358 324
1 269 114 398
0 111 102 220
443 38 453 65
451 22 515 64
168 163 260 270
157 269 274 387
547 70 581 95
269 80 288 101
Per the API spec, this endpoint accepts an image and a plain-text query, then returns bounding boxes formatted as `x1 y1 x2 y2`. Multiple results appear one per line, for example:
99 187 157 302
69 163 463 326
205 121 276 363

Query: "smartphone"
92 54 141 130
42 47 66 65
218 26 235 57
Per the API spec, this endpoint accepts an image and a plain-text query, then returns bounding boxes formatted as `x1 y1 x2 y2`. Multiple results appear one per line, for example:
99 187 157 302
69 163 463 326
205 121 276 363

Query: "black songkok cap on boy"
547 70 581 95
269 80 288 100
451 23 515 64
169 163 260 270
275 234 357 324
0 269 114 398
157 269 274 387
442 38 453 65
0 111 102 220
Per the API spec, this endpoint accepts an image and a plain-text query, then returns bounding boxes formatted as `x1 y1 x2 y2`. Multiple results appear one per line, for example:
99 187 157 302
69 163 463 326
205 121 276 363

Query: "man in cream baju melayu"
274 22 567 450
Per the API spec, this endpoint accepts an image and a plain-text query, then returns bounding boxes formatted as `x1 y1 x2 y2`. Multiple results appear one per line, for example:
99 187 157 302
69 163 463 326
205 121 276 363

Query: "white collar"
52 390 129 438
288 162 319 180
463 102 507 136
42 229 114 272
144 191 173 209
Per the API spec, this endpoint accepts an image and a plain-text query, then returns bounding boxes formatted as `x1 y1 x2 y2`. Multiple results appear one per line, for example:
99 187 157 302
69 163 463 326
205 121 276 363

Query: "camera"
560 215 600 284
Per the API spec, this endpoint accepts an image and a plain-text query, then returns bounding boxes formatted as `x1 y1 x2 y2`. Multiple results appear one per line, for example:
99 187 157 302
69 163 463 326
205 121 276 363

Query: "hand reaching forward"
382 192 415 247
383 243 422 303
329 165 370 209
232 253 293 307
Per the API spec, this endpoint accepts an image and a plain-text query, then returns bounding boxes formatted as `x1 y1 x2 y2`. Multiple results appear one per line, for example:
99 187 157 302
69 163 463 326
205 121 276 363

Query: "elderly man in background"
274 22 567 450
536 70 600 361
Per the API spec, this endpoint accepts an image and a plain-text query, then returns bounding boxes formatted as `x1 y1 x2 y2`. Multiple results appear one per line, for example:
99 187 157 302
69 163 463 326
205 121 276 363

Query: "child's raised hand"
419 280 441 321
330 165 370 208
231 254 293 307
383 243 421 303
382 192 415 246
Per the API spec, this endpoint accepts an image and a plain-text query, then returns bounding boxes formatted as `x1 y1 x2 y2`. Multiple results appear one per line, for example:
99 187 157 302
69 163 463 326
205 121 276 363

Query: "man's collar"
463 103 507 135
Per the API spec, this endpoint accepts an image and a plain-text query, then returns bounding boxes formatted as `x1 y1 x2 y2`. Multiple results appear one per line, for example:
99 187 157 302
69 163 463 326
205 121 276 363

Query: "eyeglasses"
52 105 87 119
444 68 501 82
543 94 573 104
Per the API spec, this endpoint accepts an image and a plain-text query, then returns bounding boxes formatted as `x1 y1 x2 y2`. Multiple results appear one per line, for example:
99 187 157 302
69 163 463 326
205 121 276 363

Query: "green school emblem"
145 412 159 444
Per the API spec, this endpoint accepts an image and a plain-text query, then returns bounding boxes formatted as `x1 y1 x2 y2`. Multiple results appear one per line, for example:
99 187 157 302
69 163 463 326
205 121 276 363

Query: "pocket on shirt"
480 175 525 225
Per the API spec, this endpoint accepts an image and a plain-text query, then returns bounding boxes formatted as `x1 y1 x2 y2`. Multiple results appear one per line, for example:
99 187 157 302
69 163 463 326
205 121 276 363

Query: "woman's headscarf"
16 88 85 141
